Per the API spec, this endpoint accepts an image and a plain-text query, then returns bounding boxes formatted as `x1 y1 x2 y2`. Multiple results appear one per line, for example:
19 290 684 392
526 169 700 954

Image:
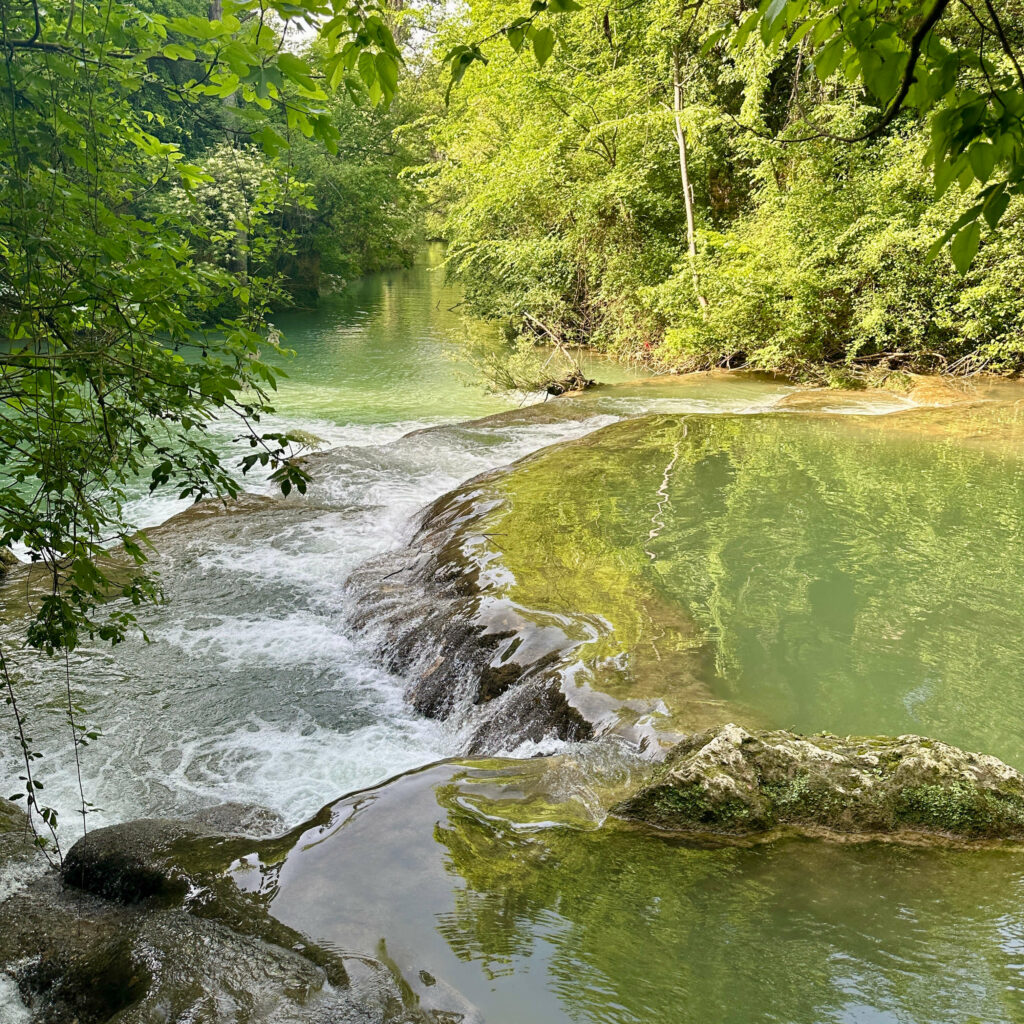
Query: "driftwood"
521 311 596 394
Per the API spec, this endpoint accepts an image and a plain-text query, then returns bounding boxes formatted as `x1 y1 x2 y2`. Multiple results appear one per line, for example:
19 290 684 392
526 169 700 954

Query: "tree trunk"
673 50 707 309
208 0 238 107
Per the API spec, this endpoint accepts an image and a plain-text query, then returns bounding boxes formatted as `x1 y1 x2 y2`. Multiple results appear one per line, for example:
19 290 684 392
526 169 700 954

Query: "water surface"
241 757 1024 1024
0 256 785 833
3 255 1023 1024
454 406 1024 768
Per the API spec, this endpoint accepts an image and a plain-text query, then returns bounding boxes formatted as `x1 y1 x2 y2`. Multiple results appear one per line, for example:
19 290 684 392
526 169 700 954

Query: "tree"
445 0 1024 270
433 0 1024 376
707 0 1024 272
0 0 401 848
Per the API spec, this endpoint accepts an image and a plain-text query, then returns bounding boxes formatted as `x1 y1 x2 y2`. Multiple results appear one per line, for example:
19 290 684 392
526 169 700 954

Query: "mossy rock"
613 723 1024 841
61 819 223 903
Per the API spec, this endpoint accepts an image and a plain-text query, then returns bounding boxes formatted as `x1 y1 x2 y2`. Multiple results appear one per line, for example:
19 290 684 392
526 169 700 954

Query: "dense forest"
428 0 1024 381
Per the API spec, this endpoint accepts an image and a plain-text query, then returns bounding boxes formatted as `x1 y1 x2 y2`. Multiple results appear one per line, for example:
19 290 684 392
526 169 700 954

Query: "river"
2 250 1024 1024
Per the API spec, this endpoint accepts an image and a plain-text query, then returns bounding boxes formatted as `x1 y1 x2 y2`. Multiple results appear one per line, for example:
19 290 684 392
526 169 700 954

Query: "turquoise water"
269 245 643 429
452 405 1024 770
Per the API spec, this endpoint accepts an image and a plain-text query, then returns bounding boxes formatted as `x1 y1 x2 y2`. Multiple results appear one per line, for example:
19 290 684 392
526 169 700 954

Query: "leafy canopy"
0 0 400 843
444 0 1024 270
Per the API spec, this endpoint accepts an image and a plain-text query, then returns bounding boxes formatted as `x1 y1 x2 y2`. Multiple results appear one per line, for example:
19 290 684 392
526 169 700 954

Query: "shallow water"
242 758 1024 1024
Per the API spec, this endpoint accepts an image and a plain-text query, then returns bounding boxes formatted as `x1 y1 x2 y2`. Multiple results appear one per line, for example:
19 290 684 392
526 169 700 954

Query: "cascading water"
0 252 795 840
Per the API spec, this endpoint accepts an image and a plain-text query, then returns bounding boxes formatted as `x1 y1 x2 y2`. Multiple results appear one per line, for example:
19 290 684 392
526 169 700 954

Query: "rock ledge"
614 724 1024 840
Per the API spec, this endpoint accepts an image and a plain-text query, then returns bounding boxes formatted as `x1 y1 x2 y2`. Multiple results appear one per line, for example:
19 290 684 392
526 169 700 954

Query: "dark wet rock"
614 723 1024 840
112 912 341 1024
4 811 467 1024
61 819 221 903
347 482 588 752
464 678 592 754
0 873 145 1023
187 801 286 838
0 872 440 1024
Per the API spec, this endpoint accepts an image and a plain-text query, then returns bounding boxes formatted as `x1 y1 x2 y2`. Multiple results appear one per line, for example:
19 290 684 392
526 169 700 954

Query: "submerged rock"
2 811 466 1023
187 801 287 838
614 724 1024 840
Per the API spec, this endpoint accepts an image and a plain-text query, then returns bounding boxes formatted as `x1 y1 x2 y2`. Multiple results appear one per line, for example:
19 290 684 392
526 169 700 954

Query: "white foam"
0 976 30 1023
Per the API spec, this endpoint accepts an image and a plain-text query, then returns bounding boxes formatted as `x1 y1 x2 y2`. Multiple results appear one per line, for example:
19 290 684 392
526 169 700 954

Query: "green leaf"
814 37 844 82
699 27 729 58
812 14 838 46
357 49 376 88
763 0 788 33
933 158 956 199
375 52 399 96
733 11 760 51
968 141 996 184
789 19 817 46
161 43 195 60
950 221 981 275
982 187 1010 230
532 27 556 67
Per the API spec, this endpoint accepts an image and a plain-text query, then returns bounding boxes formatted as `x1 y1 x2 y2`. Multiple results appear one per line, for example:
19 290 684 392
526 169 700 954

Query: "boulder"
61 804 287 904
0 874 430 1024
613 723 1024 840
61 819 221 903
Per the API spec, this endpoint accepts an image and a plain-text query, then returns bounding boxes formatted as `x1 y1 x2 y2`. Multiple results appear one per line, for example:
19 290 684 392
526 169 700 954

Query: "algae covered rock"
61 819 222 903
613 723 1024 840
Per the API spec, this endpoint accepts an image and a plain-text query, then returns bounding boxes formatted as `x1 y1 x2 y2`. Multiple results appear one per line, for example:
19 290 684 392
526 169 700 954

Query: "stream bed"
3 251 1024 1023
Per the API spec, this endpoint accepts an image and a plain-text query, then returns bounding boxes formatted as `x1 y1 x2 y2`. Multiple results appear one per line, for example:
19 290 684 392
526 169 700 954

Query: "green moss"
624 784 758 831
894 784 1024 837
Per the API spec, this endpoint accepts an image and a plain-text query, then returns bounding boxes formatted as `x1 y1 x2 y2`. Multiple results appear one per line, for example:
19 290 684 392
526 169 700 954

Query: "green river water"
3 251 1024 1024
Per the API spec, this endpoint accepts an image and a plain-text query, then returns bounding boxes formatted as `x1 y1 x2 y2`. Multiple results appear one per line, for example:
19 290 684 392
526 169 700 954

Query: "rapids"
0 251 792 835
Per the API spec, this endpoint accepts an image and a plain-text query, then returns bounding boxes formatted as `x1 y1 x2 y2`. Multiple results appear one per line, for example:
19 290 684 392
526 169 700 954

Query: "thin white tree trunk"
673 52 707 309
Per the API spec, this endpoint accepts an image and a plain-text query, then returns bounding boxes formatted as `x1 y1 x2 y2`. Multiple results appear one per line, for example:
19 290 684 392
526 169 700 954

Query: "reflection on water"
458 404 1024 768
269 243 644 429
254 758 1024 1024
